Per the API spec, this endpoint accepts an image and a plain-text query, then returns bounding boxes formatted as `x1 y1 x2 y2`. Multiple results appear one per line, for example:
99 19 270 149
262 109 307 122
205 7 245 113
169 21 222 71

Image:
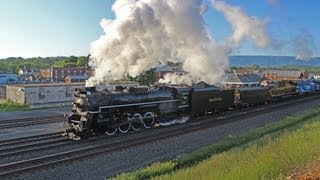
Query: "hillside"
230 56 320 67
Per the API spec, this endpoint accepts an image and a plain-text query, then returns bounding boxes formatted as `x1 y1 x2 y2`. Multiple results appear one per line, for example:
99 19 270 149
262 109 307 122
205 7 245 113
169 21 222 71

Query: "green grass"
0 100 29 111
156 116 320 179
115 107 320 180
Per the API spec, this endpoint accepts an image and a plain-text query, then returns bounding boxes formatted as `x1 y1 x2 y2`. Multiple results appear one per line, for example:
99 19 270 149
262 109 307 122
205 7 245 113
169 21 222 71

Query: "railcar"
268 81 298 100
234 87 270 106
190 87 234 116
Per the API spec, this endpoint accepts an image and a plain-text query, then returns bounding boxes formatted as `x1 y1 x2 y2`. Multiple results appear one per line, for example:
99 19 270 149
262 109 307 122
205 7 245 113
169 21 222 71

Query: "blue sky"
0 0 319 58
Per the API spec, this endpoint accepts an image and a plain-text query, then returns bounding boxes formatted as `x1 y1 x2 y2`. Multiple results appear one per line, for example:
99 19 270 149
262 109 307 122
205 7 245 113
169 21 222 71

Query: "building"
0 85 6 101
155 64 185 80
235 69 254 75
65 75 87 83
155 64 174 79
40 67 90 82
263 70 308 81
4 82 141 107
6 83 84 107
223 73 262 88
0 74 18 84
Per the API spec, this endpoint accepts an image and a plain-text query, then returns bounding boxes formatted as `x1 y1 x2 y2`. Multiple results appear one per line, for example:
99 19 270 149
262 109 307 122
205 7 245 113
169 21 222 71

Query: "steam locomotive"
64 80 319 140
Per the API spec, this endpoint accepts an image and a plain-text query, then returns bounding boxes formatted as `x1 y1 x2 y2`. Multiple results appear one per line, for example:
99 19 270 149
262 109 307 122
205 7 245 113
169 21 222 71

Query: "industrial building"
6 83 84 107
2 82 140 108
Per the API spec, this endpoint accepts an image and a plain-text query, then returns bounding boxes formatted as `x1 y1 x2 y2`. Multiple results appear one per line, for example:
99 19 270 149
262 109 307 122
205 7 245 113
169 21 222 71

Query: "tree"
53 60 66 68
251 64 260 70
64 56 78 64
76 56 89 67
134 68 158 85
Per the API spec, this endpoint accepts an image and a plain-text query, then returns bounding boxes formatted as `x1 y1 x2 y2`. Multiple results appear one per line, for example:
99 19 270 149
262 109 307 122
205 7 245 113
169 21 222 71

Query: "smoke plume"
212 0 271 48
86 0 232 86
86 0 271 86
293 30 314 60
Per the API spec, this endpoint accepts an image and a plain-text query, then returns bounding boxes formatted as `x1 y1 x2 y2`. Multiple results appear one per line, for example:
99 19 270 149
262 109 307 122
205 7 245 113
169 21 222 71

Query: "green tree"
76 56 89 67
134 68 158 85
64 56 78 67
251 64 260 70
53 60 66 67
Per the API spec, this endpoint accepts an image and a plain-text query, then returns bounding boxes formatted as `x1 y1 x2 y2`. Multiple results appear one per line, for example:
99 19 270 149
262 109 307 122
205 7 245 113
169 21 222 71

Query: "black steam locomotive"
65 82 282 140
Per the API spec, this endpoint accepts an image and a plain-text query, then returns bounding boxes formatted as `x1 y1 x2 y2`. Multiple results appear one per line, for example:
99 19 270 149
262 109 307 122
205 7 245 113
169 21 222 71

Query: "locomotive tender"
65 80 319 140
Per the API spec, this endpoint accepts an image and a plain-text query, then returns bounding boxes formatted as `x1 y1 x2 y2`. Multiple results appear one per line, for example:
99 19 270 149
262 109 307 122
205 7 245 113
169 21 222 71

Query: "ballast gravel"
10 100 320 180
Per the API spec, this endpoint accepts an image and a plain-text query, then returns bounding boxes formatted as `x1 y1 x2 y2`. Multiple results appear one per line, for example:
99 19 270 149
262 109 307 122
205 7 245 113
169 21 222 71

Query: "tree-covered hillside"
0 56 89 73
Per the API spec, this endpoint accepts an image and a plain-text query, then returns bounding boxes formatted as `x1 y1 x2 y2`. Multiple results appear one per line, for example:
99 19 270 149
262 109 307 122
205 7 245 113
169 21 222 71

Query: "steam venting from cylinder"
86 0 271 87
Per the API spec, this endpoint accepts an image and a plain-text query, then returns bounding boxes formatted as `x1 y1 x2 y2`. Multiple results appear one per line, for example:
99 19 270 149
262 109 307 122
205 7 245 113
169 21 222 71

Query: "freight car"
64 80 319 140
266 81 298 101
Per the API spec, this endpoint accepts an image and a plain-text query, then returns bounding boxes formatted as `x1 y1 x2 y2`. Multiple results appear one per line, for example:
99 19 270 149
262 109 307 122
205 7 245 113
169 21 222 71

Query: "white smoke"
86 0 271 87
87 0 232 86
158 73 193 85
212 0 271 48
293 30 314 60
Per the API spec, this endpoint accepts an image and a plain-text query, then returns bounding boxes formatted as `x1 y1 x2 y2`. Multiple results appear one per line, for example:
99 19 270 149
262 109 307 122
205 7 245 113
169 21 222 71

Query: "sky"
0 0 319 58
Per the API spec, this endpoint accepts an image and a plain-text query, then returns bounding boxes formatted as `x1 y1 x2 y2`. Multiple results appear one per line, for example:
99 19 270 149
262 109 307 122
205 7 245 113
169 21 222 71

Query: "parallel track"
0 132 64 147
0 115 64 129
0 132 67 158
0 95 319 177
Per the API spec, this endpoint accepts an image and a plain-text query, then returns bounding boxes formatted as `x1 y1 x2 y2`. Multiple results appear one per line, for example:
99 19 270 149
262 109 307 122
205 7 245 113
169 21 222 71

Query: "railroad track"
0 132 64 147
0 95 319 177
0 132 68 158
0 115 64 129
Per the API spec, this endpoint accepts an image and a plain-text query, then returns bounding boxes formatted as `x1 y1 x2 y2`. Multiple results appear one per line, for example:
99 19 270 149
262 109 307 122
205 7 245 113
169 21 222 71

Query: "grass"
0 100 29 111
115 107 320 180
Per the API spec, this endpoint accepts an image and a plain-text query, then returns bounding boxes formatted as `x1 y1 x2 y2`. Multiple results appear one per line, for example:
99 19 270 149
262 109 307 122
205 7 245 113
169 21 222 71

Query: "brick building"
40 67 92 82
65 75 86 83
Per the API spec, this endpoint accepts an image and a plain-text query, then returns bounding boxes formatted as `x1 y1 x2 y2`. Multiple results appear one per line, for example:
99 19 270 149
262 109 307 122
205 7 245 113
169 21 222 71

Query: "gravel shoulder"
9 99 320 180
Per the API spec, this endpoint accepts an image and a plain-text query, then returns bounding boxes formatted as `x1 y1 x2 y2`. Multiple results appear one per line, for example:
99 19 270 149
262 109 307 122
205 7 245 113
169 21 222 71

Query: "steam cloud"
212 0 271 48
293 30 314 60
87 0 271 86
